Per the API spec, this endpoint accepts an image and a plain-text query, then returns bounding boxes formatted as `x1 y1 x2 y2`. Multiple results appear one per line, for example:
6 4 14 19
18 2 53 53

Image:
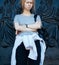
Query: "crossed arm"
14 20 42 34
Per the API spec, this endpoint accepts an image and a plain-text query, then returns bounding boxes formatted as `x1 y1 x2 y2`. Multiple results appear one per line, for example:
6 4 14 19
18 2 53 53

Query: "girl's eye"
26 2 33 4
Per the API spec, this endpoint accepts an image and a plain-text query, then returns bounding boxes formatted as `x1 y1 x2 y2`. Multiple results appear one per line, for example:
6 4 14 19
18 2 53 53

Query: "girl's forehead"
25 0 33 2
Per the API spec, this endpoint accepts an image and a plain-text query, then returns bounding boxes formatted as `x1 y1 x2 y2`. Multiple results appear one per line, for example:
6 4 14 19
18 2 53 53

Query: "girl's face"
24 0 34 11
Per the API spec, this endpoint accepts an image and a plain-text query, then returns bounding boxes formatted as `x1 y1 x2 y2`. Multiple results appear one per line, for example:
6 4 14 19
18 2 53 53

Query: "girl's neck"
22 9 31 16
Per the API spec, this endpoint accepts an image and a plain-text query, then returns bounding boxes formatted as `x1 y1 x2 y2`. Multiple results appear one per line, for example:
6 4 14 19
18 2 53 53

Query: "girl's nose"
28 2 31 5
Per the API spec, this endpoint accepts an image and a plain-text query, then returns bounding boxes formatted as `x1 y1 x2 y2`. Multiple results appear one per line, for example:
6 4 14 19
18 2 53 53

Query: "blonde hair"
20 0 35 13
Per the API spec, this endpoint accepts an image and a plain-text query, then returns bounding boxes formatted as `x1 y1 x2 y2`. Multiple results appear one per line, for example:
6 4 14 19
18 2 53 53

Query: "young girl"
11 0 46 65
